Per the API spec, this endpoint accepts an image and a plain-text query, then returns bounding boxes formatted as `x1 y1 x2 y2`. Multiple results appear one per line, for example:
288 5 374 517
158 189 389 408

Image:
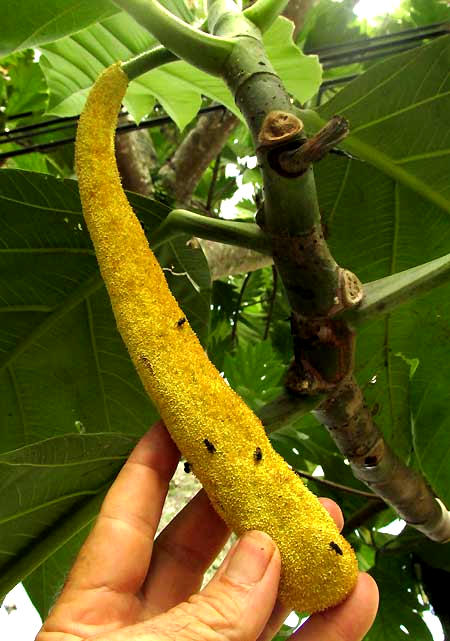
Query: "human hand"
37 421 378 641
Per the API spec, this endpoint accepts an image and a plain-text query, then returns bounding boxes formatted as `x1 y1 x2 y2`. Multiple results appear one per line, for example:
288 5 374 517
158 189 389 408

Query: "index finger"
65 421 179 595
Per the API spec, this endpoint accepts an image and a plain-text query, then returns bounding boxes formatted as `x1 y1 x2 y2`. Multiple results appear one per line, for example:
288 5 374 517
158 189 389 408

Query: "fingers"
256 497 344 641
66 421 180 595
142 489 230 614
256 599 291 641
319 498 344 532
88 531 281 641
291 573 379 641
167 530 281 641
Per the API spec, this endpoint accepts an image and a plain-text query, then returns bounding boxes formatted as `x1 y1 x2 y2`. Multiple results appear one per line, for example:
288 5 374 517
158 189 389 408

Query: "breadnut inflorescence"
75 63 358 614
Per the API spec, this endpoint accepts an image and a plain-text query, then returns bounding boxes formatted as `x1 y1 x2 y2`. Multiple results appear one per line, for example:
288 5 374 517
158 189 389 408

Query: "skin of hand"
37 421 379 641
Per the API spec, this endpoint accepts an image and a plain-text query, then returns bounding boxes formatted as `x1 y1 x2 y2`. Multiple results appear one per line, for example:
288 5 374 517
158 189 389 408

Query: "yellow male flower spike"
75 62 358 614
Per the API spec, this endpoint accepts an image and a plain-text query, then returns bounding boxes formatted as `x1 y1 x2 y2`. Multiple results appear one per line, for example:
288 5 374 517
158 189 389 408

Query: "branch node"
277 115 350 176
257 110 304 148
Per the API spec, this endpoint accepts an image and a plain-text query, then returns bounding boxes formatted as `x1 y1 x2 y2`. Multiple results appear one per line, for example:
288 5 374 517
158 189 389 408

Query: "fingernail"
225 531 275 585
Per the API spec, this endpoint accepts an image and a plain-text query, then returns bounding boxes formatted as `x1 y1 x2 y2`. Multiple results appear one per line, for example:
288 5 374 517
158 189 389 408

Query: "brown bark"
199 240 273 279
283 0 318 40
158 109 238 204
115 121 156 196
314 377 450 542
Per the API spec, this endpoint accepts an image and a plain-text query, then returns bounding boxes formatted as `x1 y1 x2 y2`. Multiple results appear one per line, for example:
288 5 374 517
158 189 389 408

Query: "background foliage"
1 0 450 639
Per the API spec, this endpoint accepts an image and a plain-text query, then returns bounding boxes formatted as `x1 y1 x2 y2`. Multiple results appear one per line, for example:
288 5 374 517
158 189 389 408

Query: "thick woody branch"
207 0 450 542
282 0 317 39
158 109 238 204
115 119 156 196
314 377 450 542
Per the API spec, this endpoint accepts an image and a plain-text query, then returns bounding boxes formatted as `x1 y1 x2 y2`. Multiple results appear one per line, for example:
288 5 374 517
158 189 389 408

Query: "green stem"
299 109 450 215
344 253 450 325
112 0 234 75
259 392 324 433
207 0 262 38
122 46 178 80
295 470 382 500
244 0 290 33
150 208 272 254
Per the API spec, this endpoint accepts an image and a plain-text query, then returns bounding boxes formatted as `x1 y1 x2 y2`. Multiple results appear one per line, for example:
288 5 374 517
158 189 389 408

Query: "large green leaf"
310 38 450 504
40 15 321 128
0 0 194 57
24 524 92 618
315 154 450 501
366 555 433 640
0 1 117 57
223 341 284 412
314 35 450 214
4 53 48 118
0 432 134 601
0 169 211 453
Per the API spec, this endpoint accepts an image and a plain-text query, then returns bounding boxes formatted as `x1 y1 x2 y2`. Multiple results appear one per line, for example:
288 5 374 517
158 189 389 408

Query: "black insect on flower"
254 446 263 462
204 438 216 453
184 461 191 473
329 541 343 556
177 317 186 327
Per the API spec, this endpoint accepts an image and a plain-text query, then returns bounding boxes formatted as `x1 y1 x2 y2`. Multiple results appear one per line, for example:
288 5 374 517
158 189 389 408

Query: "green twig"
113 0 234 75
263 265 278 340
231 271 252 345
299 108 450 216
295 470 383 500
206 152 221 213
343 500 387 536
122 46 178 80
260 391 324 433
244 0 290 32
344 253 450 325
149 208 272 254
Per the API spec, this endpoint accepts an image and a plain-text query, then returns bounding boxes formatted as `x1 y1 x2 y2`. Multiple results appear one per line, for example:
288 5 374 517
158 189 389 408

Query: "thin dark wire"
0 110 132 139
1 114 80 137
0 111 133 144
263 266 278 341
321 43 425 69
6 22 446 127
1 122 77 145
0 75 354 151
1 23 447 158
305 21 449 55
231 272 252 345
206 152 221 213
294 469 382 499
0 105 226 161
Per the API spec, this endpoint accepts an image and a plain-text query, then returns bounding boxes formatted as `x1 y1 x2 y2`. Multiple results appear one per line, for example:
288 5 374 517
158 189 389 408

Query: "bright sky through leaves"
354 0 402 24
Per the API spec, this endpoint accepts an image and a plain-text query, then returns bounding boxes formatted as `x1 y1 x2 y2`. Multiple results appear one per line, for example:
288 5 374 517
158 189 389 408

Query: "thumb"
167 530 281 641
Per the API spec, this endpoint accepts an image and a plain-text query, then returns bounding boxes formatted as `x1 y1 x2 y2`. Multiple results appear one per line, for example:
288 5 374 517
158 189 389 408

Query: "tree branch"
158 108 238 204
113 0 234 75
294 470 382 500
282 0 317 40
150 209 271 253
231 271 252 344
115 118 156 196
244 0 290 32
314 377 450 542
343 500 387 536
208 0 450 542
344 253 450 325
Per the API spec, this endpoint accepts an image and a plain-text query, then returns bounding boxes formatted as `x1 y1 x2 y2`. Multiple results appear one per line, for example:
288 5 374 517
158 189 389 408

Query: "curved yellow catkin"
75 63 358 613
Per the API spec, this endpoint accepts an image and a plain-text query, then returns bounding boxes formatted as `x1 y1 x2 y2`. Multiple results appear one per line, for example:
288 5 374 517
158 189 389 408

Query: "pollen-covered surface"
75 63 358 614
